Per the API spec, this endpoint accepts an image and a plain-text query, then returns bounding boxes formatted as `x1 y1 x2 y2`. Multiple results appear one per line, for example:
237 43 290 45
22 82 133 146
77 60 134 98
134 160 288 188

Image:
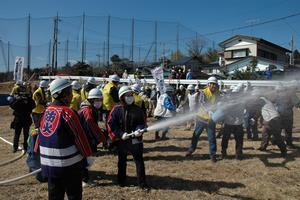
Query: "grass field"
0 83 299 199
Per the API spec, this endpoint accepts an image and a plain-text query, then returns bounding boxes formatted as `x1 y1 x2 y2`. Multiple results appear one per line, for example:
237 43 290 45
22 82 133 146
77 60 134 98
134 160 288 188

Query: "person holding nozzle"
38 79 92 200
221 86 245 160
78 88 107 186
153 85 177 140
185 76 220 162
257 95 287 158
107 86 148 189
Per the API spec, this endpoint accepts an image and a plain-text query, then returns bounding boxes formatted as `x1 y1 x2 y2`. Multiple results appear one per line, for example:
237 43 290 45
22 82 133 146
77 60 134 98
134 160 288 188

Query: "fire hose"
0 136 41 185
0 136 25 167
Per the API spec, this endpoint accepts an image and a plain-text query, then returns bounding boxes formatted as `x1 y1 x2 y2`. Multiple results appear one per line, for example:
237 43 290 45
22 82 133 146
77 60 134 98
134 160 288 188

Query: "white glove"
121 132 130 140
176 107 182 113
134 129 143 137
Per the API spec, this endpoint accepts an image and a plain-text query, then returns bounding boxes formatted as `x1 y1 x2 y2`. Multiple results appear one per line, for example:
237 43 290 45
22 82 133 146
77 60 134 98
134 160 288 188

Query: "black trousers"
246 115 258 139
48 170 82 200
221 124 244 156
13 123 30 151
280 115 294 145
260 118 286 153
117 140 146 187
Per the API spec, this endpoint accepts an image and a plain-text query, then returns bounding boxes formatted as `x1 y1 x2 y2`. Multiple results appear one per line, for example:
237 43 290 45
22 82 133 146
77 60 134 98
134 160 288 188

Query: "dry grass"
0 106 300 199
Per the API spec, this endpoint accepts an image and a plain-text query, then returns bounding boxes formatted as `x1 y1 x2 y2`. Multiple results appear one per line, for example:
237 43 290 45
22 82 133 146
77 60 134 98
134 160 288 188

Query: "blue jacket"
38 101 92 178
107 103 146 142
186 72 192 80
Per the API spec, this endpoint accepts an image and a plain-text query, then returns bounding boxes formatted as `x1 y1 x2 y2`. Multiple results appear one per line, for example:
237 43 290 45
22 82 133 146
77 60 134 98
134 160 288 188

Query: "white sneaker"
82 181 88 188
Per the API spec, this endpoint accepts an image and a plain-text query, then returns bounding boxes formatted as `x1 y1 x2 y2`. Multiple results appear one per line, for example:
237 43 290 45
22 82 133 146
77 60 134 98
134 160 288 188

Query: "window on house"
257 49 277 61
224 51 232 59
232 49 247 58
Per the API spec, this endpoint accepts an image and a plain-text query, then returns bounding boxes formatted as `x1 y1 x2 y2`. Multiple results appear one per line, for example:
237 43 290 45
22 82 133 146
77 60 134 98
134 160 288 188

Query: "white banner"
151 66 165 92
13 57 24 81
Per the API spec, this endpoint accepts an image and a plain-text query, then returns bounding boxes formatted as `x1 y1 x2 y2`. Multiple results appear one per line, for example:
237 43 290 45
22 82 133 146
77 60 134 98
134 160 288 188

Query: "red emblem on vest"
40 107 60 137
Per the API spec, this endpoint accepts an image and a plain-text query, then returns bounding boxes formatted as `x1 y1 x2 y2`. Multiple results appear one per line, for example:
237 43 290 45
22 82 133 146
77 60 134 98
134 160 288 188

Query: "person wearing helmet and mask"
107 86 147 189
32 80 48 128
78 88 107 186
70 80 82 111
186 76 220 162
81 77 96 101
153 85 177 140
102 74 120 120
38 79 92 200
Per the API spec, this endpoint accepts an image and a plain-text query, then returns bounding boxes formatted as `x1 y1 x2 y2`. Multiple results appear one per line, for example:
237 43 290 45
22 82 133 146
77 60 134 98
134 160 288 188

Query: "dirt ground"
0 93 300 199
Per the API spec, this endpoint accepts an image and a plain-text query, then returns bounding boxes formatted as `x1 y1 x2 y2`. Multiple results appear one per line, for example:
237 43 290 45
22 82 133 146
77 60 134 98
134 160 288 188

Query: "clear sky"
0 0 300 69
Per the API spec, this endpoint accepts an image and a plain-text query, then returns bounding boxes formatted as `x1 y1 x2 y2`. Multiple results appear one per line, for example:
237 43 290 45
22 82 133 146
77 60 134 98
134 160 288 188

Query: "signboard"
151 66 165 92
13 57 24 81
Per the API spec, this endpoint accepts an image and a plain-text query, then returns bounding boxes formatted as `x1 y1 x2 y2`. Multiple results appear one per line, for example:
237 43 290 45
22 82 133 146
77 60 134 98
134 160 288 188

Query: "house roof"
169 56 202 66
219 35 291 53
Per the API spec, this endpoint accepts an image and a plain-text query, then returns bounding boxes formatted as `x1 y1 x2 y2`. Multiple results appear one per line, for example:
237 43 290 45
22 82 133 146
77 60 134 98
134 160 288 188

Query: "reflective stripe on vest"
40 145 78 157
40 154 83 167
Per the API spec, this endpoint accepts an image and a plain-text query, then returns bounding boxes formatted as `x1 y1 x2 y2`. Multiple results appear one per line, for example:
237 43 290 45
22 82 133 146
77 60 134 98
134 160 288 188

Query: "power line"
203 12 300 36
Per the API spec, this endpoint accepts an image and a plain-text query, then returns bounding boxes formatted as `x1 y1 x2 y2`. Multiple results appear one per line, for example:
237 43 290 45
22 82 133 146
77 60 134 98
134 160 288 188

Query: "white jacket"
260 97 279 122
154 94 176 118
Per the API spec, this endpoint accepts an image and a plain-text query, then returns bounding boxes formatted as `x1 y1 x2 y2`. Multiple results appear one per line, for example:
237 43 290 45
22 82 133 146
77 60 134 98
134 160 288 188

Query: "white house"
219 35 291 74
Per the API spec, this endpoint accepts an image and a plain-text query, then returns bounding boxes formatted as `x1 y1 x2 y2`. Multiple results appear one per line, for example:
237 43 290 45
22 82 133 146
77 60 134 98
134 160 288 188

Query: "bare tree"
186 37 207 61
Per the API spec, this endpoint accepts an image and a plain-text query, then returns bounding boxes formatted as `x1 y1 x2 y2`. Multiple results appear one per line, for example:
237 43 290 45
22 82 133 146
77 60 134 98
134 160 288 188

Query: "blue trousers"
188 120 217 158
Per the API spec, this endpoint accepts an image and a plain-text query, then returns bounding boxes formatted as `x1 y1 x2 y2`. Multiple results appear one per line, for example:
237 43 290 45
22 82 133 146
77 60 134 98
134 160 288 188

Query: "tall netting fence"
0 14 211 77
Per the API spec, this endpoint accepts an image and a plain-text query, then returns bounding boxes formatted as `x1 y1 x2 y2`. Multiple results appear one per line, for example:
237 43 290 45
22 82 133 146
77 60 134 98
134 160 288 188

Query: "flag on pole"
151 66 165 93
13 57 24 81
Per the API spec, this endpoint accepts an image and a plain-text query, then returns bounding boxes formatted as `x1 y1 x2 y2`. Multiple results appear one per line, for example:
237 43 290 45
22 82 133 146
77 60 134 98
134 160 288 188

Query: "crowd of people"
7 74 300 199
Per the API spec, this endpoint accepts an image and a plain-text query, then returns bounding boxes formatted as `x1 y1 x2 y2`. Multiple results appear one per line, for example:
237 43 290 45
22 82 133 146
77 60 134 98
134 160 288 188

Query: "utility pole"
176 22 179 60
81 13 85 63
7 41 10 73
122 43 124 58
48 39 51 68
131 18 135 62
154 21 158 62
52 14 59 72
107 15 111 67
103 41 106 66
27 14 31 74
290 35 294 66
65 39 69 66
162 42 166 67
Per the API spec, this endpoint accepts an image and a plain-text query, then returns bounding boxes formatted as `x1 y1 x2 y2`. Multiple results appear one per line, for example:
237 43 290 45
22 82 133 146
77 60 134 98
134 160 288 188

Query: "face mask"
93 101 102 109
124 96 134 105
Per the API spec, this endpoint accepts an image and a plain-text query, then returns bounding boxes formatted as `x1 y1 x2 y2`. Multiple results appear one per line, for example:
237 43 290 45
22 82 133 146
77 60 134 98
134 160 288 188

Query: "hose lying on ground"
0 136 42 185
0 136 25 167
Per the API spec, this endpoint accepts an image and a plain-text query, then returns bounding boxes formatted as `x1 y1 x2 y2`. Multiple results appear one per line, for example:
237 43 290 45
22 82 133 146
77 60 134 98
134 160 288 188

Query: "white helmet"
39 80 48 88
87 77 96 85
131 84 141 93
49 79 71 96
207 76 218 84
71 80 81 90
111 74 120 82
119 86 132 99
187 84 195 90
179 85 184 90
88 88 103 99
